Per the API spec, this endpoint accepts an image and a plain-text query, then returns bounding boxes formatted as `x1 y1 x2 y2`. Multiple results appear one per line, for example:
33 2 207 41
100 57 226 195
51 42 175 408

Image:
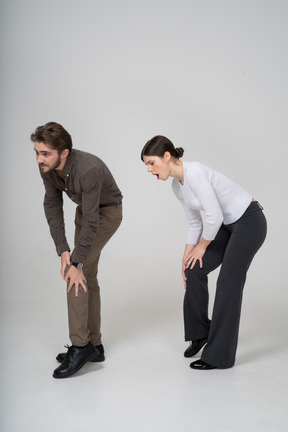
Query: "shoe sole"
53 352 98 379
56 353 105 364
190 361 216 370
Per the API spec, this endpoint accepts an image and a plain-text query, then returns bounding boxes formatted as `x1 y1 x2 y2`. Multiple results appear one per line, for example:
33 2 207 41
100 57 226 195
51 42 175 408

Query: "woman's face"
143 154 171 181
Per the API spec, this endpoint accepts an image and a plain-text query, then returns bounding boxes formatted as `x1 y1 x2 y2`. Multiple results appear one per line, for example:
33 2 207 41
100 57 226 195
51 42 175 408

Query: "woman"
141 135 267 370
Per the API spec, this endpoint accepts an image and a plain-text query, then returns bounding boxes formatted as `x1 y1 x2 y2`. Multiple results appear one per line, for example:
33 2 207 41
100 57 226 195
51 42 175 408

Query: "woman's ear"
164 151 172 162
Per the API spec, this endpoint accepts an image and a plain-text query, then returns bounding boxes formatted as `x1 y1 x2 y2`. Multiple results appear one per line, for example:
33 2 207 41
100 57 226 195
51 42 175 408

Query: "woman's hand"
184 244 206 270
182 261 188 289
182 244 195 289
182 238 211 287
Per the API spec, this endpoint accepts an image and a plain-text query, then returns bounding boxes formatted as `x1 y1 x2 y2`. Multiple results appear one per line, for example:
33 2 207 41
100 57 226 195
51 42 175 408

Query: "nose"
36 154 44 164
147 166 153 173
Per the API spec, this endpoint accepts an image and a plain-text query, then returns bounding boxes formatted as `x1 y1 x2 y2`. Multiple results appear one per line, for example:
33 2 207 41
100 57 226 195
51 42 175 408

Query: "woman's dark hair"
30 122 72 154
141 135 184 161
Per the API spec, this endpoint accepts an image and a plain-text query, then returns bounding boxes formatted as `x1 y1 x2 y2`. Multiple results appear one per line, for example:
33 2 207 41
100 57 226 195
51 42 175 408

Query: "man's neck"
55 156 68 179
55 169 64 180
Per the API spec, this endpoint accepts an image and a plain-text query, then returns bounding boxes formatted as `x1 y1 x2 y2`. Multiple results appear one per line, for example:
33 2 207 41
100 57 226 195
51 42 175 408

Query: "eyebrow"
34 148 52 155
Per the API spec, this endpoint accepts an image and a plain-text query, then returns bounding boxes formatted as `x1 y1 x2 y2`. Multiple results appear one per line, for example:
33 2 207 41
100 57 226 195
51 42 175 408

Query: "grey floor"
1 283 287 432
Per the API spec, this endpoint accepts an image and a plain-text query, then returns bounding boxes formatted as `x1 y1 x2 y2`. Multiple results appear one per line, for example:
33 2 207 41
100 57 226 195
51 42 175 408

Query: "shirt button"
65 188 68 191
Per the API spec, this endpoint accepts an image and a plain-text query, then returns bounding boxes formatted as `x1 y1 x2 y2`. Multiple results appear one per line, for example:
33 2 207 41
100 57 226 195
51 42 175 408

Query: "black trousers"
184 201 267 368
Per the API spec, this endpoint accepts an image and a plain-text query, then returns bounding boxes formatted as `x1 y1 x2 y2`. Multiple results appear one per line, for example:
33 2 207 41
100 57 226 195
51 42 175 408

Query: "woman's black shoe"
184 338 208 358
53 342 98 378
56 343 105 363
190 359 216 370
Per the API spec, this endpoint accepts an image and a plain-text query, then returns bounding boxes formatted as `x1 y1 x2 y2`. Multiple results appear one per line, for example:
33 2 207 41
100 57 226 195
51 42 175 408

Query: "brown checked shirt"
40 149 123 263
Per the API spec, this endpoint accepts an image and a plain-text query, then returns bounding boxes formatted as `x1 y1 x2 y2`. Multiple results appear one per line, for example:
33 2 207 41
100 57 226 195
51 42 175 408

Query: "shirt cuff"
71 252 87 264
56 242 70 256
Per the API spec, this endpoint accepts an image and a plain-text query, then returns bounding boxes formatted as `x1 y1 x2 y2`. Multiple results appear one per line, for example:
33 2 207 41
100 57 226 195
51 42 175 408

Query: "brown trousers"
67 203 122 346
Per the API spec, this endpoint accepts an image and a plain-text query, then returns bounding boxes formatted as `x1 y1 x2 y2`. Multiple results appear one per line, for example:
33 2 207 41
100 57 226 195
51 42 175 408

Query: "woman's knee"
185 264 206 283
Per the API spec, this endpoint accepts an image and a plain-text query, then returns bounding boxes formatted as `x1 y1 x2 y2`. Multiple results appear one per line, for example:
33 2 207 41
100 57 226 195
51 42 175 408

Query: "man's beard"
40 155 61 174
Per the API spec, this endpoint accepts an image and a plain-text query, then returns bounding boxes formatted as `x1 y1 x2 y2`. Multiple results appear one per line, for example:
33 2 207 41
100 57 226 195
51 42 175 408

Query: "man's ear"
61 149 69 159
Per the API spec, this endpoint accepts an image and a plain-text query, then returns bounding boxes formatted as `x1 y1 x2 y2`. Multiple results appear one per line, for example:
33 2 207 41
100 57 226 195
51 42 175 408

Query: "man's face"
34 142 62 174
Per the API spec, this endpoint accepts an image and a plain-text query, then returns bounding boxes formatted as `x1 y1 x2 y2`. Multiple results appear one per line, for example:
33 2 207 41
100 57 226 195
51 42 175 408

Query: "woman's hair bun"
141 135 184 161
175 147 184 158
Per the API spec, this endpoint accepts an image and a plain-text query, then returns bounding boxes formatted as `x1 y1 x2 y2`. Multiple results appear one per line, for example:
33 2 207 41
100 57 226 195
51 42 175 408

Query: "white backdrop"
0 0 287 379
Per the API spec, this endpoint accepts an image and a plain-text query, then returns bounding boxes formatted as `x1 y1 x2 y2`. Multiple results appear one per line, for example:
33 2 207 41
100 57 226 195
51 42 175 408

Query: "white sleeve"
181 200 203 244
186 167 224 240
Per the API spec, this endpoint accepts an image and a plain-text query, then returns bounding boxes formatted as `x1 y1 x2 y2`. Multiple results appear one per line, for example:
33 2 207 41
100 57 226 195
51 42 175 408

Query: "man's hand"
61 251 71 278
64 265 87 297
60 251 87 297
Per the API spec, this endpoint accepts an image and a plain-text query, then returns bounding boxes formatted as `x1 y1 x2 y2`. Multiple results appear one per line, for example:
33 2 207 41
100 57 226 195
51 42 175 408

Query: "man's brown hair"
30 122 72 154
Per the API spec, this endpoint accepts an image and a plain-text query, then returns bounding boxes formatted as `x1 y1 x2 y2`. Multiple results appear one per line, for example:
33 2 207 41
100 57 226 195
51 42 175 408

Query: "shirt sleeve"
172 180 203 245
181 200 203 245
186 166 224 241
72 167 101 263
42 176 70 256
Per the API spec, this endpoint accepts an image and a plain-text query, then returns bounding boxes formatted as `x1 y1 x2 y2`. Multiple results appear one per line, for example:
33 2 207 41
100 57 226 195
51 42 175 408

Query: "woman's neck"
170 160 184 184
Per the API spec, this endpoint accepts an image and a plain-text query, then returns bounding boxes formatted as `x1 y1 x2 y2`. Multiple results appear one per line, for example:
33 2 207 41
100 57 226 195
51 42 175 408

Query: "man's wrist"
72 262 84 270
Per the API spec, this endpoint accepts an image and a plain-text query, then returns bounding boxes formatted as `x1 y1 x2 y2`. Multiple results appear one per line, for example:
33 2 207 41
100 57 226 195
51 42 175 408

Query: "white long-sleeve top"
172 162 252 245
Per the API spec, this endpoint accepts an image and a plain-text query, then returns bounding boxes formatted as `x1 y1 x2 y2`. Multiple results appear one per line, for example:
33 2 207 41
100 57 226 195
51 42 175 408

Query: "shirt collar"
61 149 75 178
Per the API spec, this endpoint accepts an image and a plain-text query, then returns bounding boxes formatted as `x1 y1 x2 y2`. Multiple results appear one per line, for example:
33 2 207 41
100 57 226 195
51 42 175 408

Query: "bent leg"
201 207 267 368
85 204 122 345
67 204 122 346
184 227 230 341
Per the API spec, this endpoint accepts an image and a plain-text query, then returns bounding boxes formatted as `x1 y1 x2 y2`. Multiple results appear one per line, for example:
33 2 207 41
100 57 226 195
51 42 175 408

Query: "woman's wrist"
197 237 211 250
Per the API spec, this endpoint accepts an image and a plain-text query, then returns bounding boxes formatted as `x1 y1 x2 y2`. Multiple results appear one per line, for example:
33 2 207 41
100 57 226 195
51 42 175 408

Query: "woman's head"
141 135 184 161
141 135 184 181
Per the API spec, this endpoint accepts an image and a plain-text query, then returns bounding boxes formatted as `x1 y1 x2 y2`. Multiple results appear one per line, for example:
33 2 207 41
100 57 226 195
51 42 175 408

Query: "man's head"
30 122 72 153
31 122 72 174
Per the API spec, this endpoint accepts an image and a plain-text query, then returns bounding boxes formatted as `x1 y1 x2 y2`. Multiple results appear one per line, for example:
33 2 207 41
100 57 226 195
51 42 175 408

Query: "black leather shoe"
53 342 98 378
56 344 105 364
184 338 208 358
190 359 216 370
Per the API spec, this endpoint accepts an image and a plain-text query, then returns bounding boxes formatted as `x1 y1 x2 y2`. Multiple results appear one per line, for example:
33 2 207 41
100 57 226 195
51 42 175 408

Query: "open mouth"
153 174 159 180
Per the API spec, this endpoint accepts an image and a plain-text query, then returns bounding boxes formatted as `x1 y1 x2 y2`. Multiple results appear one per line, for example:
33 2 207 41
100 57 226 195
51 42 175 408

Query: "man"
31 122 123 379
